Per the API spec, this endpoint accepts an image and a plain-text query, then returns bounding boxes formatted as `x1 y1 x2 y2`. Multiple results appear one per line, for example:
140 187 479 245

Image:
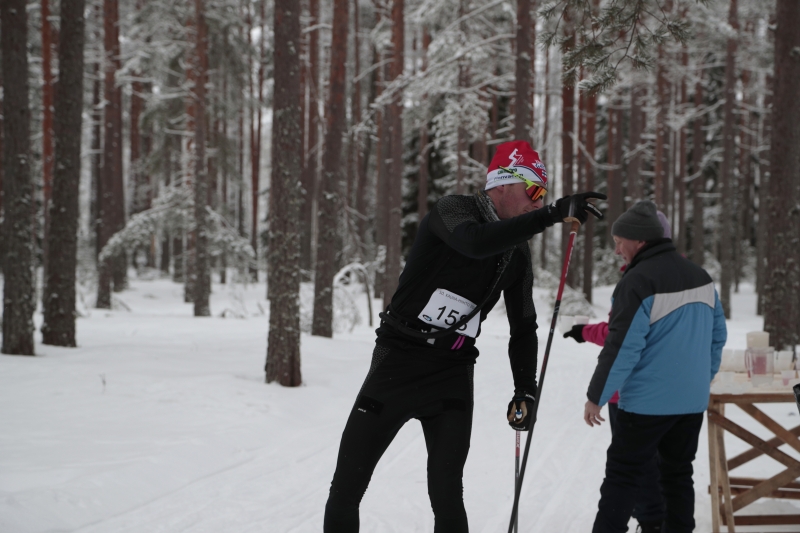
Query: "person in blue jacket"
583 200 727 533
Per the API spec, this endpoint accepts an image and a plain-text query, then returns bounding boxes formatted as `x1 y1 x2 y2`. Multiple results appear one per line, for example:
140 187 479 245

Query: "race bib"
417 288 480 338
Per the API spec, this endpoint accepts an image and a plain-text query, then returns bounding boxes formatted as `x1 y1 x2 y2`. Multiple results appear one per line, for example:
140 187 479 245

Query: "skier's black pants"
324 344 474 533
607 402 665 525
593 409 703 533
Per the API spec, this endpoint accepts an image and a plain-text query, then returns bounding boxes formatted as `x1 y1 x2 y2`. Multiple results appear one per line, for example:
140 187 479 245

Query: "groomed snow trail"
2 277 798 532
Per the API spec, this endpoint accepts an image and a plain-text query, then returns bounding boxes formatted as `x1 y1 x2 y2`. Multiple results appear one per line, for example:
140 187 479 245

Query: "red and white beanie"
485 140 548 191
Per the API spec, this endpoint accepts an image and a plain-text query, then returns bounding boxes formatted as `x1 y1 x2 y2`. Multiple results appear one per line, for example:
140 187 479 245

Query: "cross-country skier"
323 140 606 532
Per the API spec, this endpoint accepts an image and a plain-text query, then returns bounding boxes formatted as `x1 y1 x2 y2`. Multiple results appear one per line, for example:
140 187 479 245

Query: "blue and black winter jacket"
587 240 727 415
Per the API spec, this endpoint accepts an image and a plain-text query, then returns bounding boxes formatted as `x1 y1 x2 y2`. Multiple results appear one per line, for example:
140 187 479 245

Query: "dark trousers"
593 409 704 533
607 403 665 525
324 345 474 533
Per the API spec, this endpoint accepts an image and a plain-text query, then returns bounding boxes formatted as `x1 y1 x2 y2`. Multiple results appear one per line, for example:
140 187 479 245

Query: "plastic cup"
717 371 735 383
782 370 796 386
732 349 747 373
720 349 734 372
573 316 590 325
560 316 574 333
776 351 795 372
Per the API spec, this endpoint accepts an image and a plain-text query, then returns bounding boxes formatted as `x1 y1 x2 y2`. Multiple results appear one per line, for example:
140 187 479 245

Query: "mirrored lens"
526 184 546 201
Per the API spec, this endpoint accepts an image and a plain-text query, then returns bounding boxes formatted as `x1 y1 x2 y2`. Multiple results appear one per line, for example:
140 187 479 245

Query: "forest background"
0 0 798 387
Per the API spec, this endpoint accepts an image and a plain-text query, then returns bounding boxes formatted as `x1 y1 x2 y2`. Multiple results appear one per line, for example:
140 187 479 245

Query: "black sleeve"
504 246 539 395
428 198 556 259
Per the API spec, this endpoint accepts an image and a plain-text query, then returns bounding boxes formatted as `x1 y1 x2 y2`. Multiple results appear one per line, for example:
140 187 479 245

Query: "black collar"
626 239 675 273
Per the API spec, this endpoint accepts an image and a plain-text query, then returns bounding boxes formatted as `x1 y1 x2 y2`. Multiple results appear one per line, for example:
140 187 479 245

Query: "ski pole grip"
564 218 581 234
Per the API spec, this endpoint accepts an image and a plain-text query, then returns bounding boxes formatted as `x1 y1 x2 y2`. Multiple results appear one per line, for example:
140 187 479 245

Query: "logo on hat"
485 140 548 191
508 148 523 167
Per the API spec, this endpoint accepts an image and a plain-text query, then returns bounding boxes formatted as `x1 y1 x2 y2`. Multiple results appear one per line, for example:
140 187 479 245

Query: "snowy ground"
2 273 799 532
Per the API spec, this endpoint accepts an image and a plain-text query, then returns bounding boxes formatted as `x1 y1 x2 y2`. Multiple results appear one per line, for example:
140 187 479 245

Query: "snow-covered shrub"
98 185 254 272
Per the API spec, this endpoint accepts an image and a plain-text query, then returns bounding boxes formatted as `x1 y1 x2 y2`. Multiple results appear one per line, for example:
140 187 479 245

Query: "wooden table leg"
715 404 736 533
709 402 721 533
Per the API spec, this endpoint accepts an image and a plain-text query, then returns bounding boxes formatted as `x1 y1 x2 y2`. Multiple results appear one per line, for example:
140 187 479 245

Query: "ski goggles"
498 165 547 201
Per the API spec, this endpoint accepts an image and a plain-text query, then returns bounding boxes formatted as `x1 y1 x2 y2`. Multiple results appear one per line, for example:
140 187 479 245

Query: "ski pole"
514 426 521 533
507 217 581 533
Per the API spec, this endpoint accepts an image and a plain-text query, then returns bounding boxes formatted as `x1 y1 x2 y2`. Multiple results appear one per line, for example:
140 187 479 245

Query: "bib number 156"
417 288 480 338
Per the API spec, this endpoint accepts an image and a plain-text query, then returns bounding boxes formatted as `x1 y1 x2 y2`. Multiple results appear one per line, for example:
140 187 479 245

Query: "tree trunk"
691 79 705 266
383 0 404 305
676 47 688 255
627 85 645 202
266 0 303 385
654 46 668 212
561 28 576 287
514 0 531 143
130 80 144 214
540 47 550 268
356 41 378 257
193 0 210 316
311 0 348 337
300 0 320 275
1 0 36 355
582 91 596 302
249 1 265 282
42 0 86 347
607 99 623 242
97 0 125 308
373 47 389 299
764 0 800 351
0 66 3 273
756 73 772 315
416 29 430 222
719 0 738 318
91 63 102 260
41 0 55 287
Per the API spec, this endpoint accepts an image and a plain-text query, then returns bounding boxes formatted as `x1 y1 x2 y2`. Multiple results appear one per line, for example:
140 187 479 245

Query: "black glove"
549 191 607 224
563 324 586 343
507 393 536 431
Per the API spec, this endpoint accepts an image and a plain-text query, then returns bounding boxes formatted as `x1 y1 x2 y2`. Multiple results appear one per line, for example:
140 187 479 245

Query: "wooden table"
708 390 800 532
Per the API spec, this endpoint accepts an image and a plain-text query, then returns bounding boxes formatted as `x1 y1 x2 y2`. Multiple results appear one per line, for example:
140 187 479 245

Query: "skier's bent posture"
323 140 605 532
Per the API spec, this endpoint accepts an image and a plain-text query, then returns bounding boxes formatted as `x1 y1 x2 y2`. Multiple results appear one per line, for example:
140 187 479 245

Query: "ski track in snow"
2 277 800 532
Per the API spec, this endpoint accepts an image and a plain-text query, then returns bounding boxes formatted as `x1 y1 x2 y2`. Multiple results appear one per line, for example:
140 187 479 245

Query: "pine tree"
266 0 303 385
41 0 87 347
193 0 210 316
97 0 125 308
312 0 349 337
718 0 738 318
763 0 800 351
384 0 404 303
1 0 36 355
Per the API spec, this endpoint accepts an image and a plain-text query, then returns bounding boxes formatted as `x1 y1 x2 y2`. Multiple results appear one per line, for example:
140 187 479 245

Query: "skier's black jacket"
376 192 557 395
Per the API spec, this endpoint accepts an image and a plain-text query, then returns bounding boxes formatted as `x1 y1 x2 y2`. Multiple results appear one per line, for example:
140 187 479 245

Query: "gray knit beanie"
612 201 664 242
